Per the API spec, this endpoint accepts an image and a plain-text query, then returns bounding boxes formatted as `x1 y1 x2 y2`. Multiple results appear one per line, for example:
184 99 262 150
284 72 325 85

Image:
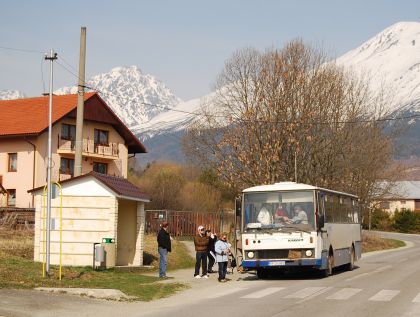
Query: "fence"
0 208 35 230
145 209 235 237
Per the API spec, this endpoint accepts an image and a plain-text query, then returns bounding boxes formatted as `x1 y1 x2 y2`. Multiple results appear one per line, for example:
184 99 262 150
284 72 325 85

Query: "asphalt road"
1 231 419 317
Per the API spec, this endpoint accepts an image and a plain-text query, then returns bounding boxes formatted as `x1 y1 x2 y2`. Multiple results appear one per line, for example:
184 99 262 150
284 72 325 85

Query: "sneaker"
194 275 201 279
202 275 209 279
219 279 227 283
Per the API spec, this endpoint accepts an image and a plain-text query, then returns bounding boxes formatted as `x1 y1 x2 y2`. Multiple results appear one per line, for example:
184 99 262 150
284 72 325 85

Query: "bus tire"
323 253 334 277
346 246 355 271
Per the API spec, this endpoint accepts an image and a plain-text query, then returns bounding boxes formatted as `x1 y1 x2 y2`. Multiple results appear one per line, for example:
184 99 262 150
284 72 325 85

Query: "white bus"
236 182 362 278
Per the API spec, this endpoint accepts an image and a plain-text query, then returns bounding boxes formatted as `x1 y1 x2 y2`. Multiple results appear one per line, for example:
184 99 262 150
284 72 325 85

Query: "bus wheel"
257 268 268 279
346 247 355 271
323 253 334 277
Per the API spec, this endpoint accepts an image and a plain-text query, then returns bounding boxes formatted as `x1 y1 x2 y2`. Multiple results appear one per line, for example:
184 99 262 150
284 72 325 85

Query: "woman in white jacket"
215 233 231 282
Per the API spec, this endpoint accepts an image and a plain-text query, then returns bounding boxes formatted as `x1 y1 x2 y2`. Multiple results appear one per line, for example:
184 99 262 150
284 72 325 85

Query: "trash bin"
101 238 116 268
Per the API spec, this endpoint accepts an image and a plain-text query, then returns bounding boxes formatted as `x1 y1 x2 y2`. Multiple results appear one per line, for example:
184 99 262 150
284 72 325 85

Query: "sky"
1 0 420 101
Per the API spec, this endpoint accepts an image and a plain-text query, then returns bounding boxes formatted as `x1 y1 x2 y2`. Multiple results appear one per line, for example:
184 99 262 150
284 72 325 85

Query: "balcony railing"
58 138 119 157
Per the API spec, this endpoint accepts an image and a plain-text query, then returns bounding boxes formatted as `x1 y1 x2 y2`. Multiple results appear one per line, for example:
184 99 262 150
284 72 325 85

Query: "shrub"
392 209 420 233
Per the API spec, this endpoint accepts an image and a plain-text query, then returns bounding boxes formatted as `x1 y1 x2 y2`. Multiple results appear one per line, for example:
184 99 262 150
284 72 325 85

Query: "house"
0 92 146 209
30 171 150 267
376 181 420 213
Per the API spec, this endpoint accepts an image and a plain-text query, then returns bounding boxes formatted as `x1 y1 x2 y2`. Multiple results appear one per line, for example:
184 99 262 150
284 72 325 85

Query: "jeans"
158 247 168 277
194 251 208 276
218 261 227 280
208 251 216 271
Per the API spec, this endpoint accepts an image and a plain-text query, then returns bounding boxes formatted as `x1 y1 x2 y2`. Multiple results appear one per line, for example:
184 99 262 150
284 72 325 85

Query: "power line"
54 59 420 126
0 45 44 54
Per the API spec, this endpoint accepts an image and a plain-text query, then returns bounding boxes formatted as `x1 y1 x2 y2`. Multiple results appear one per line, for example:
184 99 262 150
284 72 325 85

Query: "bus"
236 182 362 278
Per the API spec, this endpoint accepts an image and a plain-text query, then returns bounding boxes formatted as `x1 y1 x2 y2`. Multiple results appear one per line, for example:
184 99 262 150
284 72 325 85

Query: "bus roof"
242 182 358 198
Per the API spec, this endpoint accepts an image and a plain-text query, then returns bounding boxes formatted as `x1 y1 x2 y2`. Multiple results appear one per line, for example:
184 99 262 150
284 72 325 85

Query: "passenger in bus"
288 205 308 224
257 204 272 225
274 204 288 223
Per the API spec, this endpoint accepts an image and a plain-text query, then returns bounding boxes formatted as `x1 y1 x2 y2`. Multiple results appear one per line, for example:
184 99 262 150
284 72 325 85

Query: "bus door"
317 191 329 252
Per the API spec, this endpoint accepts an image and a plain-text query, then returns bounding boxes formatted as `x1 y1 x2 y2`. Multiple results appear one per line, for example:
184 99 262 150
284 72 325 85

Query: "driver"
282 205 308 224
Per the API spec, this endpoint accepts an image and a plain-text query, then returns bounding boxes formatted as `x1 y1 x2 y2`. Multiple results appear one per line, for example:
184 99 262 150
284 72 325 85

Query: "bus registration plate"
268 261 285 266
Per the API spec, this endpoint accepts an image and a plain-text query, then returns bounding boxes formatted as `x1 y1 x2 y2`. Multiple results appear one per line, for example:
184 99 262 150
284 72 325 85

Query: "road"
1 231 419 317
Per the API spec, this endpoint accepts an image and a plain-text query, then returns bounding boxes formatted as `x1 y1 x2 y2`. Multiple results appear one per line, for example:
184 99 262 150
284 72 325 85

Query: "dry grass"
143 234 195 270
362 232 405 253
0 230 34 259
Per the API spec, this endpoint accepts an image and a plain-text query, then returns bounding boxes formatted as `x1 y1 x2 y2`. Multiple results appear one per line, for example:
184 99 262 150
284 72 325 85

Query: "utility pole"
74 27 87 177
45 49 57 277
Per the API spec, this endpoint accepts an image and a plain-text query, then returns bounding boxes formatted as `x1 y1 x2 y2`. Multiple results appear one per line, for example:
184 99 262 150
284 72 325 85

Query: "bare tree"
183 40 400 207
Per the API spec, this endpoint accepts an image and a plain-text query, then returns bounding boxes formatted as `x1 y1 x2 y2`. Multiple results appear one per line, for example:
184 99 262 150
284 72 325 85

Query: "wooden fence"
145 209 235 237
0 208 35 230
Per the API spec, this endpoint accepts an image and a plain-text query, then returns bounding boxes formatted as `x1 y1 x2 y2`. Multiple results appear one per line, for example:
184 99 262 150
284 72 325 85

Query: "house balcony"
57 138 120 160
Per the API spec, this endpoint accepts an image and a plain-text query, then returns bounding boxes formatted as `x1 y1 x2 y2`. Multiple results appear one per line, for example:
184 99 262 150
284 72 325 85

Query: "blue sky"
1 0 420 100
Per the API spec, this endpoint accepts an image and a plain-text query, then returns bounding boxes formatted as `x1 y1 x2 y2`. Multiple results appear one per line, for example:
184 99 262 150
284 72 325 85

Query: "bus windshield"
243 191 315 231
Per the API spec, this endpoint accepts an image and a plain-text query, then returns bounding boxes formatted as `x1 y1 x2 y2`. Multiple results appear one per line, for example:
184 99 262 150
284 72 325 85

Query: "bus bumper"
242 258 325 270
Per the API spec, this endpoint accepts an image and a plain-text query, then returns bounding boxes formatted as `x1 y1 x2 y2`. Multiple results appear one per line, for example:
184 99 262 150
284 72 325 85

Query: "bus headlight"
247 251 255 259
305 250 313 257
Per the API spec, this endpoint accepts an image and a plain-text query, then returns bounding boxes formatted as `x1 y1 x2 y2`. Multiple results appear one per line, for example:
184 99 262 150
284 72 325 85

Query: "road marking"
369 290 400 302
374 265 392 272
327 288 362 300
241 287 285 299
285 287 327 299
345 272 370 282
412 292 420 303
345 265 391 282
206 287 248 299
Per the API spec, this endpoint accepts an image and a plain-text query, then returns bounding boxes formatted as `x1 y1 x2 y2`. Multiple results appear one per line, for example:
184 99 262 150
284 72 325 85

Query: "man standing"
157 222 171 278
193 225 209 278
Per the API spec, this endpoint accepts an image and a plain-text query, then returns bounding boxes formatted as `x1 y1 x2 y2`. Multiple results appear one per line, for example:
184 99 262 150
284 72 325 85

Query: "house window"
93 162 107 174
7 189 16 207
60 158 74 176
415 200 420 211
61 124 76 141
8 153 17 172
380 201 390 209
400 200 406 205
94 129 109 146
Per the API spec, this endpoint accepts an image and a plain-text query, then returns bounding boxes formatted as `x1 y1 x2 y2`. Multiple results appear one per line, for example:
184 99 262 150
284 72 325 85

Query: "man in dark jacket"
157 222 171 278
193 225 209 278
206 229 217 273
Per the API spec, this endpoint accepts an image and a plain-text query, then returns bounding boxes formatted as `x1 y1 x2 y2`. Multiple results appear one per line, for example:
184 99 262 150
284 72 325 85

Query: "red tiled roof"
0 93 96 136
0 92 146 153
28 171 150 202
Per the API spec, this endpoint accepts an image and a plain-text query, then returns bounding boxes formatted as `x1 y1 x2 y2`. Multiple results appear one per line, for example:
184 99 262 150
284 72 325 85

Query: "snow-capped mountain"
0 89 25 100
55 65 182 128
337 21 420 112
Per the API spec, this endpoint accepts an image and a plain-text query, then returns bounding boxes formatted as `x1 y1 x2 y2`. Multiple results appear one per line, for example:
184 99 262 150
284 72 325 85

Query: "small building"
376 181 420 214
30 172 150 267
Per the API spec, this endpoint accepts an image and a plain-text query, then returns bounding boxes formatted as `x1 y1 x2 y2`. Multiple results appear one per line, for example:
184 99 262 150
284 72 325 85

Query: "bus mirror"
235 198 242 217
318 214 325 230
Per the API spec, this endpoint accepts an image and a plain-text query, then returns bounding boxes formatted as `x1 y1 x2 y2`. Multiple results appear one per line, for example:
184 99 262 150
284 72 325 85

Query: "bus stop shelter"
30 171 149 267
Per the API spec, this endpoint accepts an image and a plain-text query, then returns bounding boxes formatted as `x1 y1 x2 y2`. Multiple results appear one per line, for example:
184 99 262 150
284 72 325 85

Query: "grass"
0 230 194 301
362 231 406 253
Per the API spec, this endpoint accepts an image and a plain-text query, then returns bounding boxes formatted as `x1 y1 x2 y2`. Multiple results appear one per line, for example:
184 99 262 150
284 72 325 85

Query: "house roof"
382 181 420 199
29 171 150 202
0 92 146 154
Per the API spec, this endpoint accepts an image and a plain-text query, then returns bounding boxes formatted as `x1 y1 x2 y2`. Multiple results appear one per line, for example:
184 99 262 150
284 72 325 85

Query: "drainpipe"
25 138 36 208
